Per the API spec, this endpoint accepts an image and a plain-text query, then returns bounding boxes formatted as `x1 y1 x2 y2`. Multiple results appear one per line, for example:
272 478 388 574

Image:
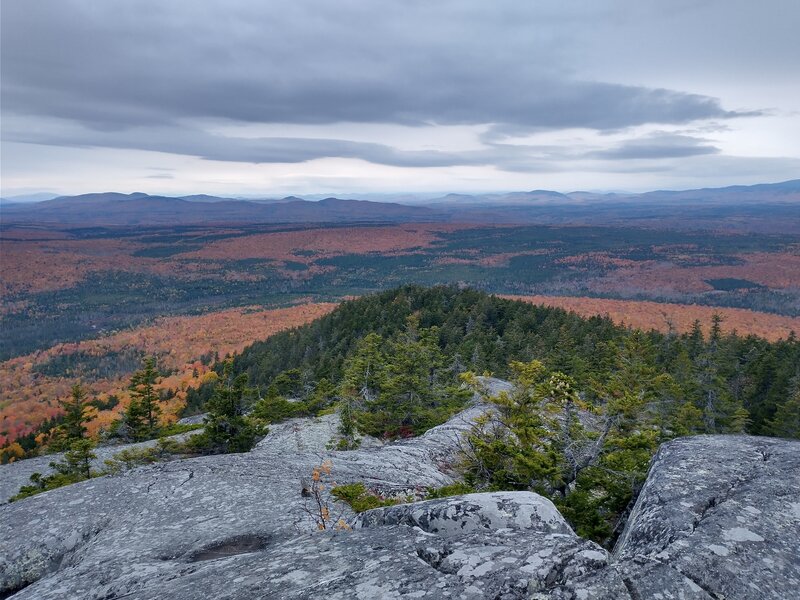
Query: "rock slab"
1 400 798 599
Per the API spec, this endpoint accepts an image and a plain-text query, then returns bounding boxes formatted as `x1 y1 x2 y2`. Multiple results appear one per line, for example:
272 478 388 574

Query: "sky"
2 0 799 198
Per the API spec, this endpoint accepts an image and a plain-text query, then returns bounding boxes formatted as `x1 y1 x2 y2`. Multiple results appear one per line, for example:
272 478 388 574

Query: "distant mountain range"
1 180 798 231
0 192 439 226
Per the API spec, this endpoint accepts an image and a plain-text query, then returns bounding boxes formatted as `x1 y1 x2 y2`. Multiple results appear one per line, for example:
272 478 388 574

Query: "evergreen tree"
51 383 95 450
12 439 97 501
695 320 749 434
193 360 262 454
125 357 162 441
768 376 800 439
340 333 386 404
462 361 585 495
53 439 97 480
352 319 469 438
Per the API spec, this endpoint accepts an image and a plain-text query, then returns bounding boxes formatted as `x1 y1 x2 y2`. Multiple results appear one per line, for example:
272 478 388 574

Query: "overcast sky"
2 0 799 197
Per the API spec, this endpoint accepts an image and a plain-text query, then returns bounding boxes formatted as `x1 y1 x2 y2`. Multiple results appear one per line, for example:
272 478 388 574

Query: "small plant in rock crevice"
300 460 350 531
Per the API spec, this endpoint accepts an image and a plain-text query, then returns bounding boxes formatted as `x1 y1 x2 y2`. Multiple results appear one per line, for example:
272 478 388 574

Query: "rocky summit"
1 393 798 599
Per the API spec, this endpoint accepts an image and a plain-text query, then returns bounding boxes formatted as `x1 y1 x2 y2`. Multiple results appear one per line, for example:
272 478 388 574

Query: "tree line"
6 287 798 534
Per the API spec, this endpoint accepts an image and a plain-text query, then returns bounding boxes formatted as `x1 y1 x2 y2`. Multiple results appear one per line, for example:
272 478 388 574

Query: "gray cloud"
1 0 797 189
2 1 749 136
588 134 720 160
1 120 489 167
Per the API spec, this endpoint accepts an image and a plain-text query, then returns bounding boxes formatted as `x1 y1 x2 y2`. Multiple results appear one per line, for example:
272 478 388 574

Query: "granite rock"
613 434 800 600
0 429 203 504
1 383 797 599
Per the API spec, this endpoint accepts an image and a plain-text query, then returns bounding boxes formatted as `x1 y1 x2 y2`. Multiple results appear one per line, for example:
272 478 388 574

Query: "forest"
195 286 798 437
3 221 799 361
5 286 799 543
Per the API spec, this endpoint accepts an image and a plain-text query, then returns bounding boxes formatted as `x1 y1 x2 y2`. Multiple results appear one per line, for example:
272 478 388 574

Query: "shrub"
424 482 474 499
331 482 403 513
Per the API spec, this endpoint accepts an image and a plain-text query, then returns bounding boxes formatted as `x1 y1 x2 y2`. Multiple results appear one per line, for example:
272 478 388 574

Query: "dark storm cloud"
2 2 748 145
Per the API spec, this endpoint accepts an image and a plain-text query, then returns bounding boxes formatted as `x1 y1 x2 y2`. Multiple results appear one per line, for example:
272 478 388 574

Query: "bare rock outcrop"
1 382 797 599
613 434 800 599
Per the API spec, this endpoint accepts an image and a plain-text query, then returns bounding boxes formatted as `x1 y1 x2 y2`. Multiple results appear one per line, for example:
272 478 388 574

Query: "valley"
2 204 798 452
3 217 798 361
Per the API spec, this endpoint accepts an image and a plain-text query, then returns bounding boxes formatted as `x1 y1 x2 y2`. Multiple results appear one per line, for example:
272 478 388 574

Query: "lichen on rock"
1 394 798 599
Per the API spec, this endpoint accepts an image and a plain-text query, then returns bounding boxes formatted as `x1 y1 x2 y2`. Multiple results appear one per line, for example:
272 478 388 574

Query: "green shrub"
425 482 474 499
103 437 186 474
250 395 307 422
11 439 97 501
331 482 403 513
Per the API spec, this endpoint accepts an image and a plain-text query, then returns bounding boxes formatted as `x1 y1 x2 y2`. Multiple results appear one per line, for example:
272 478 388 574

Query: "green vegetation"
8 286 800 536
222 286 798 439
461 359 661 545
12 435 201 501
705 278 765 291
767 375 800 439
194 286 797 544
185 360 267 454
121 357 162 441
456 313 785 546
11 439 97 501
339 321 471 439
424 482 475 499
4 222 798 361
47 383 95 451
102 437 186 474
331 482 403 513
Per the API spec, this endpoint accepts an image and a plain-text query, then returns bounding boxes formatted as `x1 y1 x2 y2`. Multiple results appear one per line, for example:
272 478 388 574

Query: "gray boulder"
0 429 203 504
1 393 798 599
613 434 800 599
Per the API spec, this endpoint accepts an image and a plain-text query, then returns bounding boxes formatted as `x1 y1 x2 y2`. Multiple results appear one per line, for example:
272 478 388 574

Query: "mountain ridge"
1 180 798 229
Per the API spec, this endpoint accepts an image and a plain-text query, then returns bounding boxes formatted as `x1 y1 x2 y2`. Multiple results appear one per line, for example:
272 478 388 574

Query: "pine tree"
126 357 161 441
51 383 95 450
195 360 262 454
768 376 800 439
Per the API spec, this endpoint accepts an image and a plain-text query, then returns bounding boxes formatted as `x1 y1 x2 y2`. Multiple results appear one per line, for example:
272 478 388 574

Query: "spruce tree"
126 357 161 440
768 376 800 439
195 360 261 454
51 383 95 450
51 439 97 481
341 333 386 403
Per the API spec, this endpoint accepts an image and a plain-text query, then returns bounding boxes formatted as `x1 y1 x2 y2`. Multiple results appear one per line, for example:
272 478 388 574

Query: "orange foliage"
0 303 337 445
1 237 144 295
588 252 800 295
503 295 800 342
180 224 471 262
435 249 553 268
1 224 481 296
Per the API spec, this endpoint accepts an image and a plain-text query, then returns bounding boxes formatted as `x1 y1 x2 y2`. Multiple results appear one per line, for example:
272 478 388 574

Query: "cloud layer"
1 0 798 194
